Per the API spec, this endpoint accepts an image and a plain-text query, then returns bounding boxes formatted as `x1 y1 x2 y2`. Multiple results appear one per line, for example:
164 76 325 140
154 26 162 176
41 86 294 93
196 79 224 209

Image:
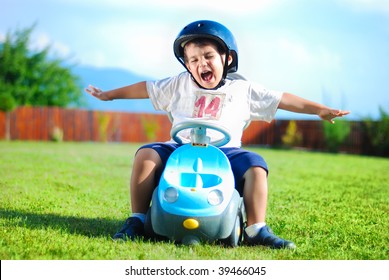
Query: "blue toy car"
145 119 246 246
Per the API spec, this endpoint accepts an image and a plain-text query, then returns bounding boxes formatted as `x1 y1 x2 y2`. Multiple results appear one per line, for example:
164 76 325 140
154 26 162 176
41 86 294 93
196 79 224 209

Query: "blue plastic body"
150 143 242 243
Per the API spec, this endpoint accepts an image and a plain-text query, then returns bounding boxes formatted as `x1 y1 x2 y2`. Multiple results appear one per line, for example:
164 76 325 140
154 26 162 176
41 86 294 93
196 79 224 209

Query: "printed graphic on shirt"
192 91 226 120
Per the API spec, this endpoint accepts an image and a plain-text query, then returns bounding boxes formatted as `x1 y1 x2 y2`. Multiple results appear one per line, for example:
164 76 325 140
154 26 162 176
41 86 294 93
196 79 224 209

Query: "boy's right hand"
85 85 111 101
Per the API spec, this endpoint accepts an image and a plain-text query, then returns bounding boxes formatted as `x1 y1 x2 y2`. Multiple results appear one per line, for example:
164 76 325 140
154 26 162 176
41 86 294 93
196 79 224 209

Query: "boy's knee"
134 148 163 171
136 148 159 160
244 166 267 179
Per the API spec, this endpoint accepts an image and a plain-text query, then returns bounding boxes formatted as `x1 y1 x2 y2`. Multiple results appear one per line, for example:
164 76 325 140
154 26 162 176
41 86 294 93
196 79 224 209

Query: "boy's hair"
186 38 226 53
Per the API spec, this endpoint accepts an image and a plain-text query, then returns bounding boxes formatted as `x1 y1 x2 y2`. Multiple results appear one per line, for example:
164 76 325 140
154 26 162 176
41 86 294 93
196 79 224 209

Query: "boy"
86 20 349 249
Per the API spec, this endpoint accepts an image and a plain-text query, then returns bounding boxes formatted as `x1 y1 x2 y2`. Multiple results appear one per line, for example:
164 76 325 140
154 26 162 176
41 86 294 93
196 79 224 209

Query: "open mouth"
201 71 213 82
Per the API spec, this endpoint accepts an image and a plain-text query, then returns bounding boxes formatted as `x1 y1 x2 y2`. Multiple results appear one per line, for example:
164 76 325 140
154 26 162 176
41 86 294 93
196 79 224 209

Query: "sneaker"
244 225 296 249
112 217 144 241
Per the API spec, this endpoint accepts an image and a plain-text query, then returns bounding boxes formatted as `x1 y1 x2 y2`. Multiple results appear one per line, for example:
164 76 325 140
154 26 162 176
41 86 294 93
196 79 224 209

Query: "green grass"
0 141 388 260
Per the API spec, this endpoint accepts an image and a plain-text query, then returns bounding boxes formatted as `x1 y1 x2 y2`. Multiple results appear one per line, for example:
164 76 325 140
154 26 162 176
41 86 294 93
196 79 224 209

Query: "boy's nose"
199 58 207 67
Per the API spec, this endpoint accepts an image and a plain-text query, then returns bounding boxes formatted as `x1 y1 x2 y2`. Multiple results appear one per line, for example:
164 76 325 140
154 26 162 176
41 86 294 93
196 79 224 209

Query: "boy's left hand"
319 109 350 124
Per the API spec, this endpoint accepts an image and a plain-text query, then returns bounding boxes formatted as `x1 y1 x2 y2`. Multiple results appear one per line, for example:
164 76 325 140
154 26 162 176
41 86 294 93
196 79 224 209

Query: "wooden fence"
0 106 364 154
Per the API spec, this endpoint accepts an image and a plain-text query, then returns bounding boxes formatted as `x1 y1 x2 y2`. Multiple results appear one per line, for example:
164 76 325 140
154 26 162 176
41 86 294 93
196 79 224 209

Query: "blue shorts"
137 142 268 195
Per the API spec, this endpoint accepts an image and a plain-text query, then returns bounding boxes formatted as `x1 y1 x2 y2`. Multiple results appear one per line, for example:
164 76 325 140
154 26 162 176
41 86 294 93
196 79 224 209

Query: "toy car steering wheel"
171 119 231 147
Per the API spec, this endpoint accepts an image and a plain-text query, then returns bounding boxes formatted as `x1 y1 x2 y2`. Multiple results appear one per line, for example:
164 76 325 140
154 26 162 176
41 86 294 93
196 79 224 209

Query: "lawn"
0 141 388 260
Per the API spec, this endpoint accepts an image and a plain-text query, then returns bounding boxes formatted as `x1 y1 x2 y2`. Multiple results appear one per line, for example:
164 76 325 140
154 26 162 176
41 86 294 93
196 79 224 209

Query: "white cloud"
337 0 389 13
30 32 71 58
77 20 179 77
0 29 72 59
237 35 342 98
33 0 284 76
30 33 52 52
158 0 278 15
81 50 107 68
58 0 281 15
278 39 314 65
275 39 340 71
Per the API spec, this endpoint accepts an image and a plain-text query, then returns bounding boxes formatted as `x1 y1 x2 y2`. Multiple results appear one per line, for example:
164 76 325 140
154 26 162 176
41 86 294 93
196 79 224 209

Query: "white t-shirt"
146 72 282 147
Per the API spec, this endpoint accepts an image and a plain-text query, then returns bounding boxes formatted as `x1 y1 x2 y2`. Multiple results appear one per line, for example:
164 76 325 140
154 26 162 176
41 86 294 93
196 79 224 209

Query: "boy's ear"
227 54 233 66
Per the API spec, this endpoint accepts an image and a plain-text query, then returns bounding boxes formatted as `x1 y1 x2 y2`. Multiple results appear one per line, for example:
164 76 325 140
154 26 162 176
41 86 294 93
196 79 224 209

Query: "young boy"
86 20 349 249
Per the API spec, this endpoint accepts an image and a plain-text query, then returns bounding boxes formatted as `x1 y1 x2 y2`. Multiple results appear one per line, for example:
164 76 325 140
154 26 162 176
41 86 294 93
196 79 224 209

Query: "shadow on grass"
0 208 123 239
0 208 220 246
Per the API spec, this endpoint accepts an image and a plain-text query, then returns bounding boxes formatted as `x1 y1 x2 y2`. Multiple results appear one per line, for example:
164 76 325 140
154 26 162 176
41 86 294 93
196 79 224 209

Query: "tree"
0 25 83 139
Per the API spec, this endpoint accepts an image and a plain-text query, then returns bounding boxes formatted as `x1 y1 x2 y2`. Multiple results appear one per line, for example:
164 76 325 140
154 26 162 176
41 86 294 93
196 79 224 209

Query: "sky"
1 0 389 120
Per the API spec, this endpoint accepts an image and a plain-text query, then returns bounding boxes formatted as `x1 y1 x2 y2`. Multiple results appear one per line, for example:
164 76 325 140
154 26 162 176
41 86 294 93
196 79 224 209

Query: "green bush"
323 119 351 153
362 107 389 157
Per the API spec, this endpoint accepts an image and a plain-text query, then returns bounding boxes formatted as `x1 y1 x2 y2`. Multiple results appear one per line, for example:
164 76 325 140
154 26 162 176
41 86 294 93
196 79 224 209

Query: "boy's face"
184 41 232 89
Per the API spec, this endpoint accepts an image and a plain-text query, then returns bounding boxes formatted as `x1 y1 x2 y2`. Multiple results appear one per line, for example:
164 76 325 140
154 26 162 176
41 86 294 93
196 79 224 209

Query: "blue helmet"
173 20 239 78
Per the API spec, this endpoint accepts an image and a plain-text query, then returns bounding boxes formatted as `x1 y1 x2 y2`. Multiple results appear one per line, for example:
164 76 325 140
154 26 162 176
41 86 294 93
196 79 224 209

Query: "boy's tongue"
201 71 213 82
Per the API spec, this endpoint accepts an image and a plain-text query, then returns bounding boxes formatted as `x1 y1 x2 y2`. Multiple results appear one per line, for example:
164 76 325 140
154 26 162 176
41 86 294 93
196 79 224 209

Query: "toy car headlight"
164 187 179 203
207 190 223 206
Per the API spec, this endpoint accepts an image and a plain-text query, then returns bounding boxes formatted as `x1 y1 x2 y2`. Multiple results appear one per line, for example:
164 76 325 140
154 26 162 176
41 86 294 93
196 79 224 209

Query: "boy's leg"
130 148 162 214
113 148 162 241
243 166 296 249
243 166 268 226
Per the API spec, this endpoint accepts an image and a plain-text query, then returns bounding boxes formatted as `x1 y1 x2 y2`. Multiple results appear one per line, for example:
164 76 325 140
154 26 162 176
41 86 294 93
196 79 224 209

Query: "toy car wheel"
224 214 242 247
144 209 167 241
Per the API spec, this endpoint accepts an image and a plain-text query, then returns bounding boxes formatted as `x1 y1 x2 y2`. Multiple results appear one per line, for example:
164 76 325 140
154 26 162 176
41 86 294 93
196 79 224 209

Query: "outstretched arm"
85 81 149 101
278 92 350 123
